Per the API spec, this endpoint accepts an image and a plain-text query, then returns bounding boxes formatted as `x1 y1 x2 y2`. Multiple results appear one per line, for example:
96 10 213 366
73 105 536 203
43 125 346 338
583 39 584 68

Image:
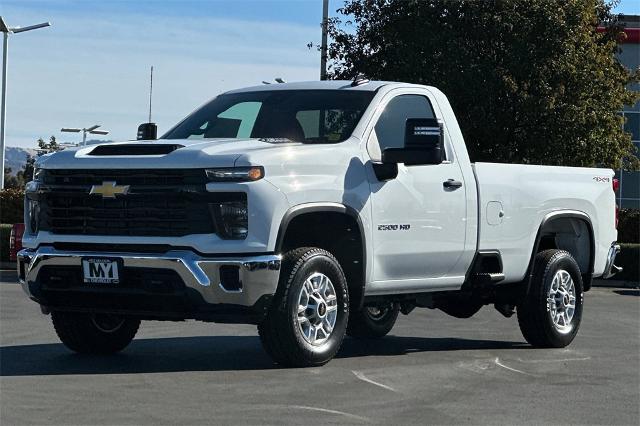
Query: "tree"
3 166 21 188
328 0 639 169
37 135 60 154
22 155 36 182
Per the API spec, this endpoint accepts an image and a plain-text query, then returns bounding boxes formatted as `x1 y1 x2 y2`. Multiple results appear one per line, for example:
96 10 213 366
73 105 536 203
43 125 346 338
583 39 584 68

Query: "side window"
374 95 435 151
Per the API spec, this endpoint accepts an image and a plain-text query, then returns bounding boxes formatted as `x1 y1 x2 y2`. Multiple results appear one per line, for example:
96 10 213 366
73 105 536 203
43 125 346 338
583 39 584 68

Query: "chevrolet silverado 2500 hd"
18 80 621 367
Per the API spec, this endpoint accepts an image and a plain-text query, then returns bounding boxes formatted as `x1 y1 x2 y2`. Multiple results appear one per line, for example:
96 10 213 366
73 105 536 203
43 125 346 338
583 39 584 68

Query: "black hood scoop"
88 144 184 156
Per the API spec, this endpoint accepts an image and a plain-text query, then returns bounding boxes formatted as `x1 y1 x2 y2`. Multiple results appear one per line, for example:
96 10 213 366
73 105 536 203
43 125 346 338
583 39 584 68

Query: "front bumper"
17 247 281 323
601 243 622 279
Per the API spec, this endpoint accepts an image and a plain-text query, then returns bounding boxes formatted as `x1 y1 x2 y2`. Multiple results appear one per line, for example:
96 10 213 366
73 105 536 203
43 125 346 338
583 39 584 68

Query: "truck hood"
36 138 299 170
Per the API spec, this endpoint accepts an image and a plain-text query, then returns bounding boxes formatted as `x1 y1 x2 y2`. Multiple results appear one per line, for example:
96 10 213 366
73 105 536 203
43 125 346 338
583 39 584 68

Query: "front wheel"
52 311 140 354
347 304 399 338
517 249 584 348
258 247 349 367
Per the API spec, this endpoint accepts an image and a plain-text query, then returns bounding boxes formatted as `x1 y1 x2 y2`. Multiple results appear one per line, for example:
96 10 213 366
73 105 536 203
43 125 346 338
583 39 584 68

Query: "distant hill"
3 141 113 175
4 147 37 176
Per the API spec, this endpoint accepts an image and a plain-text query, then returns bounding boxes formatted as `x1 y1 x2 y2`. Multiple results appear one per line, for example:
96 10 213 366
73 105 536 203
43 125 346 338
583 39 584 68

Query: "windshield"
163 90 375 143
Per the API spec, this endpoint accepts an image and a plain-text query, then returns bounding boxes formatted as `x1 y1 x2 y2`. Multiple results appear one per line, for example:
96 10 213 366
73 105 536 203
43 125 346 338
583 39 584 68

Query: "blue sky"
0 0 638 148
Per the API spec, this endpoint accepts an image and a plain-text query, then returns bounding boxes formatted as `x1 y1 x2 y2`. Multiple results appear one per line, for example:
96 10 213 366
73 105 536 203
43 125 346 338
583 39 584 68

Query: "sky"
1 0 638 149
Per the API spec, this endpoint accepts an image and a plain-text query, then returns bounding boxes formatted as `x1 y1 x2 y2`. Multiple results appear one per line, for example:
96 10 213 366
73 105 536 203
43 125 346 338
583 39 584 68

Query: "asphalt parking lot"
1 271 638 425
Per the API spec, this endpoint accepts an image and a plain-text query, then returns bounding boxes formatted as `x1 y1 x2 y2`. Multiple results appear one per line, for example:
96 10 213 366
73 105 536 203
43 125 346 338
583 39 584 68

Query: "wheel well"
533 215 594 290
277 211 365 309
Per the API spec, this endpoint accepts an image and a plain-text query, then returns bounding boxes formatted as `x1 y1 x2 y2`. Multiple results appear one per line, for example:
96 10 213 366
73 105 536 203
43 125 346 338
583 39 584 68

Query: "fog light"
212 201 248 240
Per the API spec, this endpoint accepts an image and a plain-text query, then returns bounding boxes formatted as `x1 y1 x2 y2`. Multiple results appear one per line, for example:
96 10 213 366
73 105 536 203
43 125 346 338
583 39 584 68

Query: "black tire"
52 311 140 354
258 247 349 367
347 304 399 338
517 249 584 348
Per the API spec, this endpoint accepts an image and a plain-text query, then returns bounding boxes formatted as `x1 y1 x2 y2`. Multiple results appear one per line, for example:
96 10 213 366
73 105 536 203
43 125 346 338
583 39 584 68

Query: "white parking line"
289 405 370 422
494 357 536 376
352 370 398 392
516 356 591 363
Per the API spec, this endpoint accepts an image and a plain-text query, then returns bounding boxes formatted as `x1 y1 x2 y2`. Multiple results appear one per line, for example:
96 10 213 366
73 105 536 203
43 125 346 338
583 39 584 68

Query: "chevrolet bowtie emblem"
89 181 130 198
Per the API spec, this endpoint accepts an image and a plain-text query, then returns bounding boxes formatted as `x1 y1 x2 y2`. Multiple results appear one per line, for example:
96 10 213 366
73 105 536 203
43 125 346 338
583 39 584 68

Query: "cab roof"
223 80 393 94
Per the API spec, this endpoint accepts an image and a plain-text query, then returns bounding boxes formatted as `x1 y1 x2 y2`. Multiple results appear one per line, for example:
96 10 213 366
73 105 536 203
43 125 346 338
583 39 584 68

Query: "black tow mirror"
382 118 443 166
137 122 158 140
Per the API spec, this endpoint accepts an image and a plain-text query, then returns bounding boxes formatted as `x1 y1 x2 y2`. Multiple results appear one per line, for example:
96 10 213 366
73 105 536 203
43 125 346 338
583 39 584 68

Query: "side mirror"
137 122 158 140
382 118 443 166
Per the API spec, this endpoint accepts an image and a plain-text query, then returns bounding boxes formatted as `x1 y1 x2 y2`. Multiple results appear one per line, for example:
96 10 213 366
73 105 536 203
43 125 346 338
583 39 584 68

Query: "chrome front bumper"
602 243 622 279
17 246 281 310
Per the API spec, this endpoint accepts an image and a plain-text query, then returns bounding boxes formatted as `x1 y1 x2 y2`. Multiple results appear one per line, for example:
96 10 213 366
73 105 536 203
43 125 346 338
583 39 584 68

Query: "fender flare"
275 202 368 308
525 210 595 292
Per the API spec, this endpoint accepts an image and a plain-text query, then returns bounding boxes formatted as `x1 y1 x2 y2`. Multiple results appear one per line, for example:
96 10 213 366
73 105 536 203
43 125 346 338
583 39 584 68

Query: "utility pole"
320 0 329 80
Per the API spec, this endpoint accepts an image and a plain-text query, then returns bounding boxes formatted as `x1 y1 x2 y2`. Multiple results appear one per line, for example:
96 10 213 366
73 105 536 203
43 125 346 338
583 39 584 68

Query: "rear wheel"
347 303 399 338
258 247 349 367
52 311 140 354
517 250 583 348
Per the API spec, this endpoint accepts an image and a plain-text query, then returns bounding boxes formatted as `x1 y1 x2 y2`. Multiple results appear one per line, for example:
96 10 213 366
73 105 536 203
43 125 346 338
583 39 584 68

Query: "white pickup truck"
18 80 621 367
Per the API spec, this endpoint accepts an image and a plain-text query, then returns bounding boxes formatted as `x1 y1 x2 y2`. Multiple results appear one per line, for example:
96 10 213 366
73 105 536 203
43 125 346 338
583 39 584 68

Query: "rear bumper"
17 247 281 323
601 243 622 279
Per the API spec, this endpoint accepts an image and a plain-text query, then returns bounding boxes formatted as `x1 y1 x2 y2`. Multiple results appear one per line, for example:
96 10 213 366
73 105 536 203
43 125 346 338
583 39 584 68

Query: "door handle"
443 179 463 189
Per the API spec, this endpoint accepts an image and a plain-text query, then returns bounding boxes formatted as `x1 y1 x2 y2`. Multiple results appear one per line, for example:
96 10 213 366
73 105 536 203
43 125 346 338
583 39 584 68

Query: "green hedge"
618 209 638 244
0 224 12 261
0 188 24 224
616 243 639 283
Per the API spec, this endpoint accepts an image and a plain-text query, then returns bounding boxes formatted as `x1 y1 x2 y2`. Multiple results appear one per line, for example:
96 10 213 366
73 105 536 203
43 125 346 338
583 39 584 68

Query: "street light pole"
61 125 109 146
0 17 51 189
1 31 8 189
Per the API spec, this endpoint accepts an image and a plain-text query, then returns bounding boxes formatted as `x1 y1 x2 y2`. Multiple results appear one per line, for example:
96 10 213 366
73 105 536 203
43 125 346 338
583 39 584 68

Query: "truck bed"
472 162 617 283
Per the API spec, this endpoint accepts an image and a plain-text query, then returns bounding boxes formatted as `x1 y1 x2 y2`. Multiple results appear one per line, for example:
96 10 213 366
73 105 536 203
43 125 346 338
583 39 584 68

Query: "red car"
9 223 24 262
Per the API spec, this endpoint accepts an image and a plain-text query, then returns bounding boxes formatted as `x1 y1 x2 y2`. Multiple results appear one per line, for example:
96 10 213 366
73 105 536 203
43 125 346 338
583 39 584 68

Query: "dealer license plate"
82 258 121 284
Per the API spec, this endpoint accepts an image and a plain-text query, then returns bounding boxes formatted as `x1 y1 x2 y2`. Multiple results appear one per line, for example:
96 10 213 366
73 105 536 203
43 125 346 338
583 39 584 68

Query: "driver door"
365 90 468 293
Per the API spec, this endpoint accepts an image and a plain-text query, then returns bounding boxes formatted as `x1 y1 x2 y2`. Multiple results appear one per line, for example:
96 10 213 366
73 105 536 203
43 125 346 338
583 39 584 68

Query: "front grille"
42 168 208 186
37 169 245 237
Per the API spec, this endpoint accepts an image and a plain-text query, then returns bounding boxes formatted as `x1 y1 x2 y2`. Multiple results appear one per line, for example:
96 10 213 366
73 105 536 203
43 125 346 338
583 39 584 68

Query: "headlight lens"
25 178 41 234
33 167 43 182
212 200 248 240
206 166 264 182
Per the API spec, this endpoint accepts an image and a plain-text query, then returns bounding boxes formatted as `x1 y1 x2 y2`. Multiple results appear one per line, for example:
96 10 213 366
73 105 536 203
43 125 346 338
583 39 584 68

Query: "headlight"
206 166 264 182
33 167 43 182
25 179 41 234
212 200 248 240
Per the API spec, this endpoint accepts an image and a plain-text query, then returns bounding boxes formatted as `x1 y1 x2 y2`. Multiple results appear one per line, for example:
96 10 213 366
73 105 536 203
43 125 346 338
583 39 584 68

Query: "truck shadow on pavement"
0 335 527 377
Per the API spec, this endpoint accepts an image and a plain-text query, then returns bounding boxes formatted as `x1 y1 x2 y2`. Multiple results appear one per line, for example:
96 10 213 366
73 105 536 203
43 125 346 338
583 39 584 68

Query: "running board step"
472 272 505 284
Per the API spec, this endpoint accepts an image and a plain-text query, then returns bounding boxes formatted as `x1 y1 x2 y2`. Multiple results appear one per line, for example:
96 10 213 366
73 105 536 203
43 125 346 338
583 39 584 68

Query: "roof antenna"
275 77 285 83
148 66 154 122
136 66 158 141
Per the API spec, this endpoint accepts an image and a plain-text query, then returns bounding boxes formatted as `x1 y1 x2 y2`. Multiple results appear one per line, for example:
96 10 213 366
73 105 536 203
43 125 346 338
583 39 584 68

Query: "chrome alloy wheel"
547 269 577 334
297 272 338 346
